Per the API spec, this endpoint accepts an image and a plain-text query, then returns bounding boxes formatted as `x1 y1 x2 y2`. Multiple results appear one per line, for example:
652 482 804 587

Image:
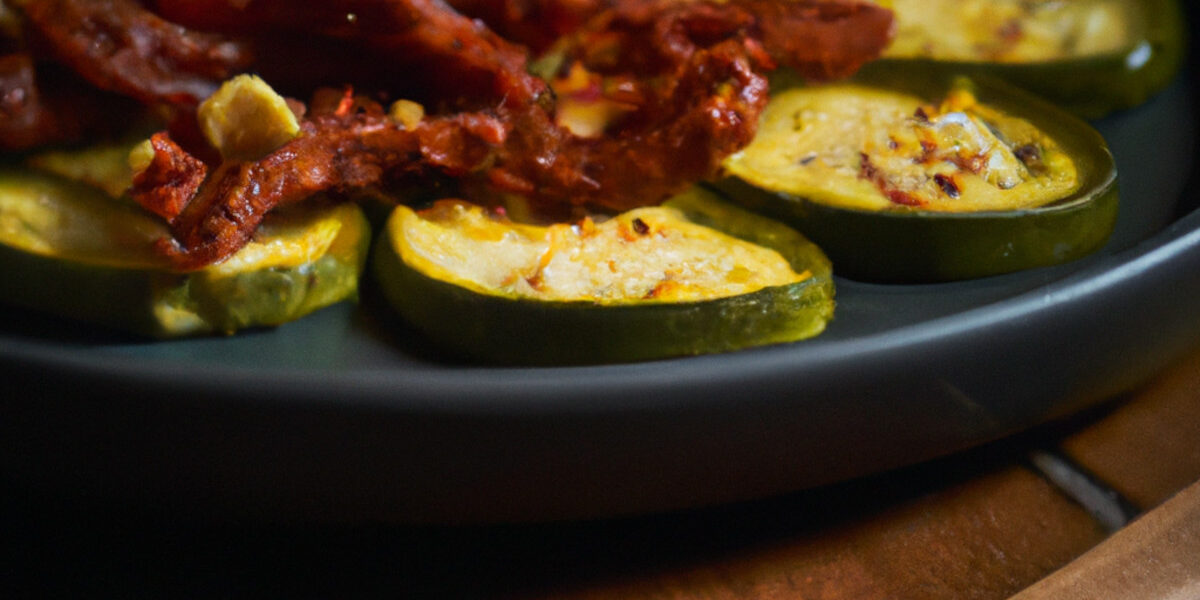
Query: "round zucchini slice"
0 170 370 337
718 70 1118 283
371 187 834 365
879 0 1185 118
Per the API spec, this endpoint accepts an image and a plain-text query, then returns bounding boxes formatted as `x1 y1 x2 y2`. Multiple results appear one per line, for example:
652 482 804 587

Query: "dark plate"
2 45 1198 524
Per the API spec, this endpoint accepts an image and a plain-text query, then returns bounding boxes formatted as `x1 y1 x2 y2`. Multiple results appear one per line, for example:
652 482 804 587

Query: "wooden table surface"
4 341 1199 597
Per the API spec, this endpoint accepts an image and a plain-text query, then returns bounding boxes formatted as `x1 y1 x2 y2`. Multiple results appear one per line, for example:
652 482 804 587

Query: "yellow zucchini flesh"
885 0 1138 63
372 187 835 365
728 83 1081 213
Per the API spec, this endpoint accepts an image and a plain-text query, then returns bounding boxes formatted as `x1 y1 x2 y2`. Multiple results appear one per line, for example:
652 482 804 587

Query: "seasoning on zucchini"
371 186 834 365
718 71 1118 283
879 0 1185 118
0 169 370 337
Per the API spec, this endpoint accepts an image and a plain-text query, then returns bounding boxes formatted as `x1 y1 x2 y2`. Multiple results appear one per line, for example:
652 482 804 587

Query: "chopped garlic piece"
128 139 155 176
198 74 300 161
388 99 425 130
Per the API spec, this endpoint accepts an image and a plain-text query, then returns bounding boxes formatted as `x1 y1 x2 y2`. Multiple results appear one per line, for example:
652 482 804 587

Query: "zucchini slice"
718 71 1118 283
880 0 1185 118
372 187 834 365
0 170 370 337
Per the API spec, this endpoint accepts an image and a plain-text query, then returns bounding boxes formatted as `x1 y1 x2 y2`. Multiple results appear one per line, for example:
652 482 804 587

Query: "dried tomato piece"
21 0 252 107
163 107 508 270
129 132 208 223
102 0 894 267
0 52 136 151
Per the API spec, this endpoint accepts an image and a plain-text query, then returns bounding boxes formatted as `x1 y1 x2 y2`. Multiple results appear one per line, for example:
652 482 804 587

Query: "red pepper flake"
958 154 987 174
913 107 930 122
643 278 680 299
887 190 923 206
998 19 1024 43
919 139 938 162
859 152 878 180
860 152 925 207
333 87 356 117
934 173 960 198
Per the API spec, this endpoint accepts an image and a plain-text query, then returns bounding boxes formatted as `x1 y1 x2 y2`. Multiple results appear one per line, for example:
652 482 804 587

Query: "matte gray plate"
2 60 1197 523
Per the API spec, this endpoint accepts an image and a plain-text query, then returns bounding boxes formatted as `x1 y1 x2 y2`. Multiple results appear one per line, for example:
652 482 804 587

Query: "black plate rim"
3 200 1198 415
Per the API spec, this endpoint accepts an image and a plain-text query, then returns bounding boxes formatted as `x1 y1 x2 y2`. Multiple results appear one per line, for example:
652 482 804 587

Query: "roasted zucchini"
880 0 1185 118
719 70 1118 283
372 186 834 365
0 170 369 337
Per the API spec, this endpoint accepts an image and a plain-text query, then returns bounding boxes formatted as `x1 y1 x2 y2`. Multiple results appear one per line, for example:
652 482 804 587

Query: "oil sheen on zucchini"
719 71 1118 283
372 186 834 365
0 170 369 337
879 0 1184 118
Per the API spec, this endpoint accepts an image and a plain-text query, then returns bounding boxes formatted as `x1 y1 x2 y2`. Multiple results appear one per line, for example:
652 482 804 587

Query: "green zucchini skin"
717 177 1117 283
719 72 1120 284
0 242 174 336
0 171 370 337
372 188 835 366
172 237 368 336
879 0 1185 119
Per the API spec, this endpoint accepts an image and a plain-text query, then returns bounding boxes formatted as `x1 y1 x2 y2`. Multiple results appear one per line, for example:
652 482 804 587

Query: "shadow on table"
1 398 1127 599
